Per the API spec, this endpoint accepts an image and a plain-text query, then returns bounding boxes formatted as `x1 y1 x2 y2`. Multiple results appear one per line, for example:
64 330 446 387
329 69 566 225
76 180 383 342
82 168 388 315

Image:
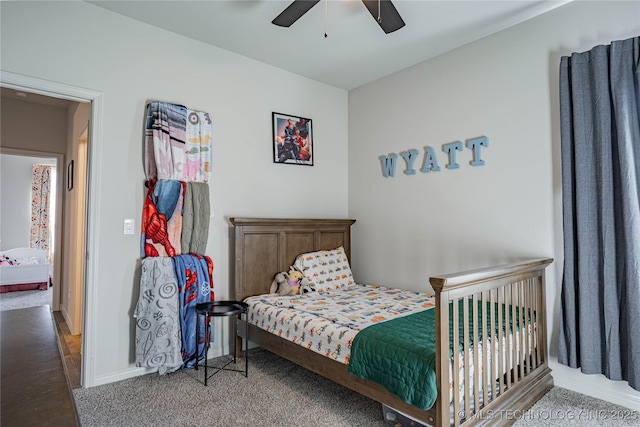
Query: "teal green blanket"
347 301 526 410
347 309 439 410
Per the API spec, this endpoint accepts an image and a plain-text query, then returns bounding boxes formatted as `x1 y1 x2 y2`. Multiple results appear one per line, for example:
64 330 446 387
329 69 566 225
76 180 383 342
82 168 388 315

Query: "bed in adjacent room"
229 217 553 427
0 247 51 293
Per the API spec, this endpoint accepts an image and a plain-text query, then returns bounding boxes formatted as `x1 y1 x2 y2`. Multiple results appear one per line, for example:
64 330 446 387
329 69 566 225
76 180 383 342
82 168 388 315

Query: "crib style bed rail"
229 217 554 427
431 258 553 427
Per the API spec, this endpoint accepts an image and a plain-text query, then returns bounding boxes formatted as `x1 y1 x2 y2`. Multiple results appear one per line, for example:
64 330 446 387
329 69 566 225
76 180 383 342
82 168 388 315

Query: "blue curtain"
558 36 640 390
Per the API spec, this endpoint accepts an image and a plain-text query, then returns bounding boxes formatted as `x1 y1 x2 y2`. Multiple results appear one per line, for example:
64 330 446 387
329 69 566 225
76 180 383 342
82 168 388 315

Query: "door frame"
1 70 103 388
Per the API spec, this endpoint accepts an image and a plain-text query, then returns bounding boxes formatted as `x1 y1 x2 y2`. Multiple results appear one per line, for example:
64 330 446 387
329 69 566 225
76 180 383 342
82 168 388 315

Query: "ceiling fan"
272 0 405 34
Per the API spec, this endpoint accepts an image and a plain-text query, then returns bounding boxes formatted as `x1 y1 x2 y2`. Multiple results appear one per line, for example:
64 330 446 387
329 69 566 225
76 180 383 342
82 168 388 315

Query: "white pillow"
294 246 354 292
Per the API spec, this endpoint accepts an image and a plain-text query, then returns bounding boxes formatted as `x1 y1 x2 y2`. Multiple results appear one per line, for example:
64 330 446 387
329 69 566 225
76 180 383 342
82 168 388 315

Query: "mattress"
244 284 534 407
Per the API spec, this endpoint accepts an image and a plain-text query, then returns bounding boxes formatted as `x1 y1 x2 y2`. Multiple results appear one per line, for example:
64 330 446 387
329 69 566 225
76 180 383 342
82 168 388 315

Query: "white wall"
1 1 348 386
349 0 640 410
2 96 73 311
0 155 55 250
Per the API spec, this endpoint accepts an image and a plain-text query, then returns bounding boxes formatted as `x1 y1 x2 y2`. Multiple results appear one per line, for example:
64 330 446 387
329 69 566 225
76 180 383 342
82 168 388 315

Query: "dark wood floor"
53 311 82 390
1 306 80 426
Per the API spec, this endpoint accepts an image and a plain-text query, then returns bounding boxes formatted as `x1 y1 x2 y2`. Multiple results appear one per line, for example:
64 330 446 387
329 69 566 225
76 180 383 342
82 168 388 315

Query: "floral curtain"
30 164 52 261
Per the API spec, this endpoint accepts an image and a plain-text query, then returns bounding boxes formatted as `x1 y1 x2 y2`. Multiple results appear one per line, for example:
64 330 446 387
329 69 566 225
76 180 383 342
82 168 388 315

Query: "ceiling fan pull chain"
324 0 328 37
377 0 381 23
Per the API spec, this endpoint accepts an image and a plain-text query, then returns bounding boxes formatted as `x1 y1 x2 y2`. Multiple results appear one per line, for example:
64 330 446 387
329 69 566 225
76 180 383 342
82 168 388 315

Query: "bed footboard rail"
430 258 553 427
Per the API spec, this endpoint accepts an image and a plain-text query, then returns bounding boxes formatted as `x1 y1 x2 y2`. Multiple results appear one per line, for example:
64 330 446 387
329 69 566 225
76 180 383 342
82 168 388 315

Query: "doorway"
0 153 59 311
0 73 101 388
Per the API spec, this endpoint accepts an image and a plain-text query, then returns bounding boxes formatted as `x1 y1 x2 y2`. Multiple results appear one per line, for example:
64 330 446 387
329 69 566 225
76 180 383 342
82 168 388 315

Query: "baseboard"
90 342 231 387
60 305 73 332
92 366 158 387
550 362 640 411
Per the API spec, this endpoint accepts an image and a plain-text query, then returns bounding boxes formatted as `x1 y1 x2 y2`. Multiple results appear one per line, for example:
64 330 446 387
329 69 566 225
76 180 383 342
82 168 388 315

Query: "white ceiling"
92 1 571 90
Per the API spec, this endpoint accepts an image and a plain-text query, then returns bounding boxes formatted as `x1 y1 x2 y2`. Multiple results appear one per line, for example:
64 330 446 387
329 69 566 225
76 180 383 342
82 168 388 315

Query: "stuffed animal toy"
287 269 304 295
299 277 314 294
270 271 291 295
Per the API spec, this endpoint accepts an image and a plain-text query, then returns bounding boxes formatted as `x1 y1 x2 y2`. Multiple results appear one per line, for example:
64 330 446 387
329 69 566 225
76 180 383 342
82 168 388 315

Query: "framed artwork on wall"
67 160 74 191
272 112 313 166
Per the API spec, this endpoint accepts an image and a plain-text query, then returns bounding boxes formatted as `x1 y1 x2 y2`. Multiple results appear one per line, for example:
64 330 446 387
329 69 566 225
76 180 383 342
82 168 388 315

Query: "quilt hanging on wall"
144 101 212 183
141 101 212 259
136 101 215 375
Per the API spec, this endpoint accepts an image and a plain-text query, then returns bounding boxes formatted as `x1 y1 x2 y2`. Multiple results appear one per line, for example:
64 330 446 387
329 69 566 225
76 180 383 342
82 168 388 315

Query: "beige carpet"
513 386 640 426
73 348 639 426
74 349 387 427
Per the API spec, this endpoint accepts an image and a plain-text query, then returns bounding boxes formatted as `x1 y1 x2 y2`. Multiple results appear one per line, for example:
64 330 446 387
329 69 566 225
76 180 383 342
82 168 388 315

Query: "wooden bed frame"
230 217 553 427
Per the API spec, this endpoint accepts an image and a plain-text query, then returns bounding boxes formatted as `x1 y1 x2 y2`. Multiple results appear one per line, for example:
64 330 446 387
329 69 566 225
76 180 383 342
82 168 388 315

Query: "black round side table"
195 300 248 385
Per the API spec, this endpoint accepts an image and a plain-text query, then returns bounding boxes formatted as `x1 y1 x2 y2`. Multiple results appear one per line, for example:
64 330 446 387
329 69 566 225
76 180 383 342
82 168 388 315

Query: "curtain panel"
558 36 640 390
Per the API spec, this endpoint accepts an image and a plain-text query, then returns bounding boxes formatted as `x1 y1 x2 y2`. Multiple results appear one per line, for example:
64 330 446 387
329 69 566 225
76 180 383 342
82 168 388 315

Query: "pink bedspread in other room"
0 281 49 293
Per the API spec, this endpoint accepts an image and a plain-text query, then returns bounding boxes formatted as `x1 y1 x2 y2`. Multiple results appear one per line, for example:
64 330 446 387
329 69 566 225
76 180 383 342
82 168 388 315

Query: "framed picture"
272 112 313 166
67 160 74 191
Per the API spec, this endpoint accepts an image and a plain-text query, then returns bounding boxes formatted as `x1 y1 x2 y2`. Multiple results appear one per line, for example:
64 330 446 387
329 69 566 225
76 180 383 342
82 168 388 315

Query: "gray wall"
1 0 349 387
348 0 640 410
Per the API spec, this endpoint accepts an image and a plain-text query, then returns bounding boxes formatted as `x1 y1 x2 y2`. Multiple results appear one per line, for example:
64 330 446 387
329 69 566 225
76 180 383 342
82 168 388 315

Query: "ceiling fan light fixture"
272 0 405 34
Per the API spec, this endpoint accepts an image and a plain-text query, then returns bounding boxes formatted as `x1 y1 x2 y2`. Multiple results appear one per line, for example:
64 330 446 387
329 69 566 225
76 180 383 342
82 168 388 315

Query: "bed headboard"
229 217 356 302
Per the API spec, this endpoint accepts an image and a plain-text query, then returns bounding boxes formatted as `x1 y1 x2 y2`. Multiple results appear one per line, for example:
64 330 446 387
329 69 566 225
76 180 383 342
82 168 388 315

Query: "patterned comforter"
245 285 533 409
244 284 435 365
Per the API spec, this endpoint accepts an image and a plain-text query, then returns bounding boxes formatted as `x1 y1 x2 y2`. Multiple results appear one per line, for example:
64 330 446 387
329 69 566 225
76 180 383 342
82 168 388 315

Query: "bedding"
348 299 535 411
245 285 534 411
293 246 355 292
1 255 40 266
0 248 51 291
245 284 434 363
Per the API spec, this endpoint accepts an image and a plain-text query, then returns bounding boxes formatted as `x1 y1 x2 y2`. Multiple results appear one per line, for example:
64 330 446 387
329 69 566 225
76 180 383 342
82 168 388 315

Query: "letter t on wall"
466 136 489 166
442 141 464 170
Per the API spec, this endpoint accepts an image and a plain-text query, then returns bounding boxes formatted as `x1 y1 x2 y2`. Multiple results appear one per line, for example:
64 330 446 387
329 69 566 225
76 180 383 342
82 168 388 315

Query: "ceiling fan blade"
272 0 321 27
361 0 405 34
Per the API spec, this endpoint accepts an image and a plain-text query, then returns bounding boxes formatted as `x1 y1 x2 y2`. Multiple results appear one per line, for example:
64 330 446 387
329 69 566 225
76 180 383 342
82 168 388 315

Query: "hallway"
0 306 79 426
54 311 82 390
0 287 82 390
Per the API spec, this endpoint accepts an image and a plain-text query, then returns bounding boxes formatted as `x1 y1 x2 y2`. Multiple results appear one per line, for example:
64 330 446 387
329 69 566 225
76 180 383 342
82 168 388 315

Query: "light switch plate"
123 219 135 235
